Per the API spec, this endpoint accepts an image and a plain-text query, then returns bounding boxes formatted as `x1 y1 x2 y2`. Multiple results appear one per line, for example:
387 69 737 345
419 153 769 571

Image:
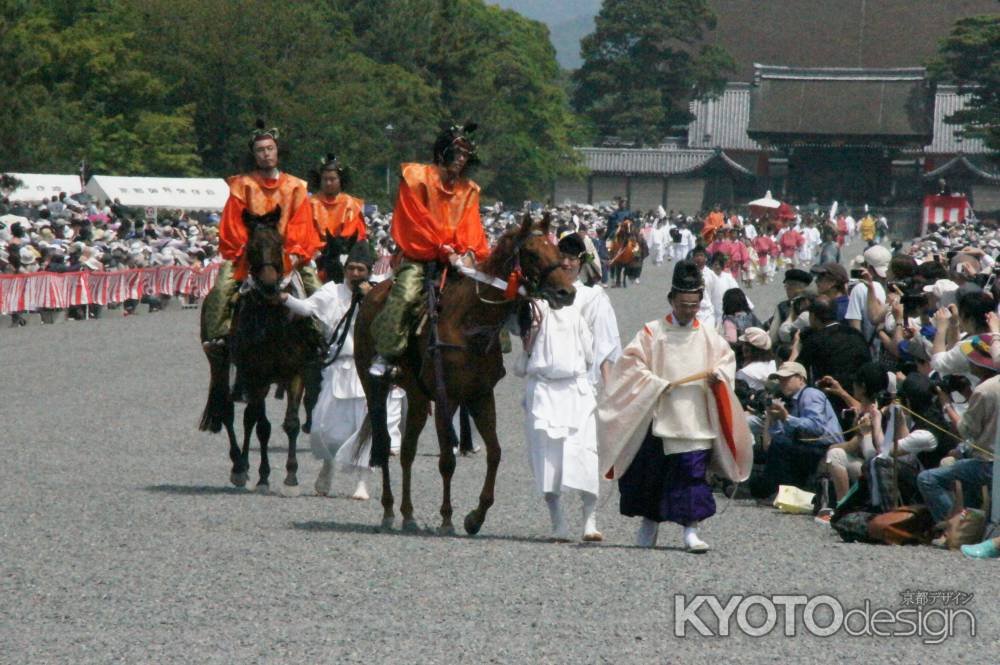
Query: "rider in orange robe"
310 154 367 243
369 123 488 376
701 205 725 244
203 122 323 342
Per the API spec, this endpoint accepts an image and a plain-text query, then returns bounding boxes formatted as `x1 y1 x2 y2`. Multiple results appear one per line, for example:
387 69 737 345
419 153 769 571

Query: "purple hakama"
618 427 716 526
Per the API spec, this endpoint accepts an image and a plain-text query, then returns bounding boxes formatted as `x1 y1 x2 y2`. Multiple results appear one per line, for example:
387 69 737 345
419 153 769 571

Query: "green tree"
572 0 733 146
931 13 1000 156
0 0 201 175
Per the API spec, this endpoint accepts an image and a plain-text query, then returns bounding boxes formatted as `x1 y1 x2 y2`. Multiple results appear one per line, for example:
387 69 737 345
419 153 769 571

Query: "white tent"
85 175 229 211
5 173 83 203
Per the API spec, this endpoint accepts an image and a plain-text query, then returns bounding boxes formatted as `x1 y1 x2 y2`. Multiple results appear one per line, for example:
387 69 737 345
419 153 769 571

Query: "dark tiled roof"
576 148 754 176
747 66 934 144
923 155 1000 183
690 83 991 154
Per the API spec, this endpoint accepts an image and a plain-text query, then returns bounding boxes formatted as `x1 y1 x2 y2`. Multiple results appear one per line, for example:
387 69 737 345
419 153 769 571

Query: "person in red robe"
203 121 323 343
311 154 367 245
369 123 488 377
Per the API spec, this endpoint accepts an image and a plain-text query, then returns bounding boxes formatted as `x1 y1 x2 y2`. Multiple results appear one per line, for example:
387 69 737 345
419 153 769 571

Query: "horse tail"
199 350 231 433
367 378 392 468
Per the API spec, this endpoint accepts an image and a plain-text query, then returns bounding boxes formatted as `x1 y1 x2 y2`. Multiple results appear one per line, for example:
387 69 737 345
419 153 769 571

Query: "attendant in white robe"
282 244 404 500
515 233 619 542
651 222 667 265
689 245 721 327
598 260 753 552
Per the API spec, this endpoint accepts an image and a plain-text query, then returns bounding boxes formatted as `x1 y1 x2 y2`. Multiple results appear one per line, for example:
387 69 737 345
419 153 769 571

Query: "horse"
353 213 576 534
301 231 356 435
198 206 318 495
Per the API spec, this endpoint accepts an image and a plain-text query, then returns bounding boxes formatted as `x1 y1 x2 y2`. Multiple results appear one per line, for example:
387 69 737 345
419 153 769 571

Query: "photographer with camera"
929 291 995 383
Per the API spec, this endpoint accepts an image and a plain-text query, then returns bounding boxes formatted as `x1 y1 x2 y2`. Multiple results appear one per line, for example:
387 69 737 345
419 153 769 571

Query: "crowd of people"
6 120 999 559
0 194 222 323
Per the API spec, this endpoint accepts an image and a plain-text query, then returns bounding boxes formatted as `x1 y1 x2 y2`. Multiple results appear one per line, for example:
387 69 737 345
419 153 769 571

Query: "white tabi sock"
544 493 569 540
581 492 600 538
683 524 709 552
636 517 659 548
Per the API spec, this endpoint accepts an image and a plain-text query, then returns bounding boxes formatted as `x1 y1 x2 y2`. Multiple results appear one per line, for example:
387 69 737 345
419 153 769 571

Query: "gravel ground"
2 238 997 663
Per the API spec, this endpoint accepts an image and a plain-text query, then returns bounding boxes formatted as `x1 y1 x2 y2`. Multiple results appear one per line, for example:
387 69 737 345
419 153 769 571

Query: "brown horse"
198 206 317 495
354 213 576 534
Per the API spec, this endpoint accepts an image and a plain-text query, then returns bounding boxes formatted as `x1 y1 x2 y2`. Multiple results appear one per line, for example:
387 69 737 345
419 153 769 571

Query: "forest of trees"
1 0 996 206
0 0 584 205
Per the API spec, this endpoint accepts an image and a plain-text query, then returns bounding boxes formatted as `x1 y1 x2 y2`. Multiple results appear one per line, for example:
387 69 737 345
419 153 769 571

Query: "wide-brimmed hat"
811 262 848 285
961 334 999 372
738 326 772 350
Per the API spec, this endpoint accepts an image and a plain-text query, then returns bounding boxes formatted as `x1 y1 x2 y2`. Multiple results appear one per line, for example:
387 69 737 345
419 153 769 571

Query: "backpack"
866 505 934 545
832 511 877 543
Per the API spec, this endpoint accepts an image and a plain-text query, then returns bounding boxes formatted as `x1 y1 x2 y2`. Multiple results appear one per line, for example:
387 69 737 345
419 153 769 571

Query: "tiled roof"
747 65 934 142
577 147 717 175
689 82 992 155
927 87 989 154
688 84 761 151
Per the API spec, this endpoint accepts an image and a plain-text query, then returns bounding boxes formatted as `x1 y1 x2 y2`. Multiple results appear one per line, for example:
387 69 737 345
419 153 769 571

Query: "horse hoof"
379 516 395 531
438 524 456 536
280 483 301 498
230 471 248 488
463 512 482 536
402 518 419 533
256 483 270 495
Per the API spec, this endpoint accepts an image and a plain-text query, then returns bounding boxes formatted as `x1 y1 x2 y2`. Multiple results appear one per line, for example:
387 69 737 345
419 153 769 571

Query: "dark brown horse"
198 206 317 495
354 213 576 534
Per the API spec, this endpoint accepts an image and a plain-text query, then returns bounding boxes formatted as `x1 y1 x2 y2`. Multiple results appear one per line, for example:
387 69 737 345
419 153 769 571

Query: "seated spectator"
736 327 775 391
819 363 887 505
749 361 844 499
918 335 1000 524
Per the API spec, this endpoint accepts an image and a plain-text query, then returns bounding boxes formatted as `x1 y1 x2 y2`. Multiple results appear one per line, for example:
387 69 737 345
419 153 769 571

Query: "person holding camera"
929 291 995 383
918 336 1000 524
749 361 844 500
281 241 403 501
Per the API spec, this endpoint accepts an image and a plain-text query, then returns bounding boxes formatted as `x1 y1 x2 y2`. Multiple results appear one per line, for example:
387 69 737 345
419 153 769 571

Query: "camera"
929 373 971 397
850 268 865 279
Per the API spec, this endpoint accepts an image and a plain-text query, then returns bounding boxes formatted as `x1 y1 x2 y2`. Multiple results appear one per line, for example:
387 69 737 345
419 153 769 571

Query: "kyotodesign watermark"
674 591 975 644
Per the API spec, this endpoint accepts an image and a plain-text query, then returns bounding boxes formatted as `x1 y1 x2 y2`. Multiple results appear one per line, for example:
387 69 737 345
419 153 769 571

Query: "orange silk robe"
311 192 367 241
702 211 725 243
391 163 488 263
218 172 321 280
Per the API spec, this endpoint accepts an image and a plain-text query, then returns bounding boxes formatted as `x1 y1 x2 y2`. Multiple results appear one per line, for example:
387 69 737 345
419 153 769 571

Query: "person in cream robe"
597 260 753 552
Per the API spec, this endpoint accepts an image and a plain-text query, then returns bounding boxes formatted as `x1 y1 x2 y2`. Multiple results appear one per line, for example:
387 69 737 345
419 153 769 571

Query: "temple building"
554 0 999 217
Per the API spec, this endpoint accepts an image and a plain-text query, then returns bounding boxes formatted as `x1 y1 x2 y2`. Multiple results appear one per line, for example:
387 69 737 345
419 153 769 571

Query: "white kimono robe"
573 280 623 389
285 282 405 467
597 314 754 483
516 298 599 497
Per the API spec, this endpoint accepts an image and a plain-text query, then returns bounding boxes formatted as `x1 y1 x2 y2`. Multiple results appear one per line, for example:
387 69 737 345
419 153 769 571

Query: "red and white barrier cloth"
0 264 220 315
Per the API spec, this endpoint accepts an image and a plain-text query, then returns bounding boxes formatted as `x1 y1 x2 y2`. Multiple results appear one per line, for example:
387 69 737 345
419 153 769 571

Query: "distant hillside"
489 0 599 69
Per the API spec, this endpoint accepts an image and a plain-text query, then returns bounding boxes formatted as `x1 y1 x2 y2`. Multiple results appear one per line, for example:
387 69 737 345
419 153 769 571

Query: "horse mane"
478 229 519 277
478 213 551 278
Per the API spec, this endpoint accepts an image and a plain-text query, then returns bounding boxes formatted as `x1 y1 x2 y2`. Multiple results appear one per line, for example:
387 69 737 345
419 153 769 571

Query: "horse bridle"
503 230 563 300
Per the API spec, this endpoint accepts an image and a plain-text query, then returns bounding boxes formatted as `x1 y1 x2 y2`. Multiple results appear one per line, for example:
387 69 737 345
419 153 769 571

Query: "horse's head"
243 205 284 297
316 230 356 284
486 212 575 309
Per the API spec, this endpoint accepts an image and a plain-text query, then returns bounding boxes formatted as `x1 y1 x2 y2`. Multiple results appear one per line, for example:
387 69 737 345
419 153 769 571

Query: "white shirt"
737 360 776 391
845 281 886 346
